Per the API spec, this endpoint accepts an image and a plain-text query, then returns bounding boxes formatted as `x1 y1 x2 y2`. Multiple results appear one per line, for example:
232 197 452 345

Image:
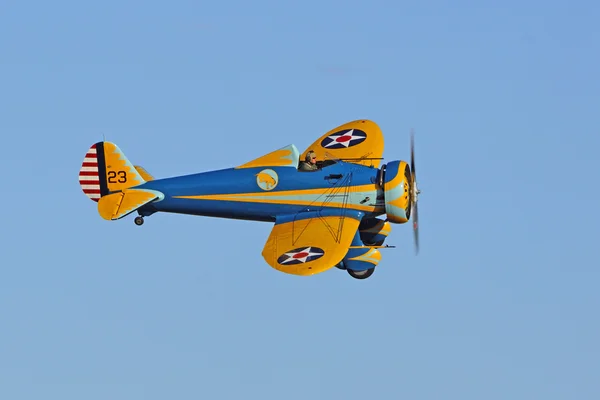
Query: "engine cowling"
383 160 411 223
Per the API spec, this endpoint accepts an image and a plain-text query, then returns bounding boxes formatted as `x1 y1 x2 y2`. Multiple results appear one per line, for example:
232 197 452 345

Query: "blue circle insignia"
320 129 367 149
256 169 278 191
277 246 325 265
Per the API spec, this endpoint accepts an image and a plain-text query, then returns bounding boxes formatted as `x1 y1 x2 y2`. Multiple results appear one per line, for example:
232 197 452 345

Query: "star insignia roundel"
320 129 367 149
277 247 325 265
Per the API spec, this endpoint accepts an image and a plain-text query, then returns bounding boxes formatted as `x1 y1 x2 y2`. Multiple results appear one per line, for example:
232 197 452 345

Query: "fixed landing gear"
347 268 375 280
365 240 384 247
335 262 376 280
134 216 144 226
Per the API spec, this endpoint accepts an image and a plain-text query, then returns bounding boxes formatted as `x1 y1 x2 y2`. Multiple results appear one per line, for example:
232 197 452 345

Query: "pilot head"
306 150 317 164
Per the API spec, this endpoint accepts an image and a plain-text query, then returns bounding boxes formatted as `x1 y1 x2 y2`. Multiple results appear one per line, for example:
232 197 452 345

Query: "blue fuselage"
136 161 385 222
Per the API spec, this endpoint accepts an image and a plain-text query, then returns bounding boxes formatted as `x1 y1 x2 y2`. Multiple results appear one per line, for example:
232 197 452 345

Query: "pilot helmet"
305 150 316 162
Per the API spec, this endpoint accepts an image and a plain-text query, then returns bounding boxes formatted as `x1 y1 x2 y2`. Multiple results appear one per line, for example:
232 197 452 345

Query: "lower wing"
261 209 364 276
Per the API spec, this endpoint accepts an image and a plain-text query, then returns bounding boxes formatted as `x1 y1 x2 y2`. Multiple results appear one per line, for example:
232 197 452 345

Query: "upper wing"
261 209 363 276
301 120 384 168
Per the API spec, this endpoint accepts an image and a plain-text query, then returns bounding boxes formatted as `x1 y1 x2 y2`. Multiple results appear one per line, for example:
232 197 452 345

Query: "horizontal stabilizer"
97 188 164 221
134 165 154 181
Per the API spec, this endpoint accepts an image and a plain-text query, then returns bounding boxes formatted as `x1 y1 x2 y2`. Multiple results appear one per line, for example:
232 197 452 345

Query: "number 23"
108 170 127 183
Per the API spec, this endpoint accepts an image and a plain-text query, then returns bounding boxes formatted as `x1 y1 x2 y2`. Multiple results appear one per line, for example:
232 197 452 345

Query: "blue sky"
1 0 599 398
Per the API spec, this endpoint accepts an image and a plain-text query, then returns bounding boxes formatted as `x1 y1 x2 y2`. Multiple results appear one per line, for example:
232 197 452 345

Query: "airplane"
78 119 420 280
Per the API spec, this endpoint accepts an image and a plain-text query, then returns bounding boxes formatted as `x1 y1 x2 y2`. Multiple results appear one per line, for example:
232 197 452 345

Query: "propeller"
410 129 420 254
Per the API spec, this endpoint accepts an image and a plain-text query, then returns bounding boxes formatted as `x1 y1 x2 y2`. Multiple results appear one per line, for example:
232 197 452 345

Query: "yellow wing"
261 210 363 276
301 119 384 168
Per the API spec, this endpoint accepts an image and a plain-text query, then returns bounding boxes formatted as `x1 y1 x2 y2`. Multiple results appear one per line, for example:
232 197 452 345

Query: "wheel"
364 240 384 247
347 268 375 280
134 216 144 226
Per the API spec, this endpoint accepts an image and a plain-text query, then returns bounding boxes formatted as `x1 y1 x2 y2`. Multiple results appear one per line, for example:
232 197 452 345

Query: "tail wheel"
134 216 144 226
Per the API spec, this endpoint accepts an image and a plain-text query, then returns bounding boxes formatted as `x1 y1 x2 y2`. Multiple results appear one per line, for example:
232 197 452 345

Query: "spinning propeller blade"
410 129 420 255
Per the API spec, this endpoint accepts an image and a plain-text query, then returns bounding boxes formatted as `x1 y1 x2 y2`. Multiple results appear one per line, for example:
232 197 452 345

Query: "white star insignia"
280 247 323 264
324 129 363 148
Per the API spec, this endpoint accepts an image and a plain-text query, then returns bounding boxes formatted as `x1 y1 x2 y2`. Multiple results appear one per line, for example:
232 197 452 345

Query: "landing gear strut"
134 216 144 226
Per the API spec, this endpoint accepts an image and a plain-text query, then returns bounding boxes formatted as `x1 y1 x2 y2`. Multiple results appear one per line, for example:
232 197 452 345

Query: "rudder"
79 141 146 202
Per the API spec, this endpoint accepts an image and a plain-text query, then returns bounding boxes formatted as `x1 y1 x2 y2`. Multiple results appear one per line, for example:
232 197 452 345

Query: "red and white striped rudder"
79 143 102 202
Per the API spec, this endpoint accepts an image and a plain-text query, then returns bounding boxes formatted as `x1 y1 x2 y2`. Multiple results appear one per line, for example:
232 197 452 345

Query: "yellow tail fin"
79 141 147 202
102 142 146 192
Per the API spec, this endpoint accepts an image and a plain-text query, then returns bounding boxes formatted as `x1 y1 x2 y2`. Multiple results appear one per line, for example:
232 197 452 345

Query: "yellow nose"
383 160 410 224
